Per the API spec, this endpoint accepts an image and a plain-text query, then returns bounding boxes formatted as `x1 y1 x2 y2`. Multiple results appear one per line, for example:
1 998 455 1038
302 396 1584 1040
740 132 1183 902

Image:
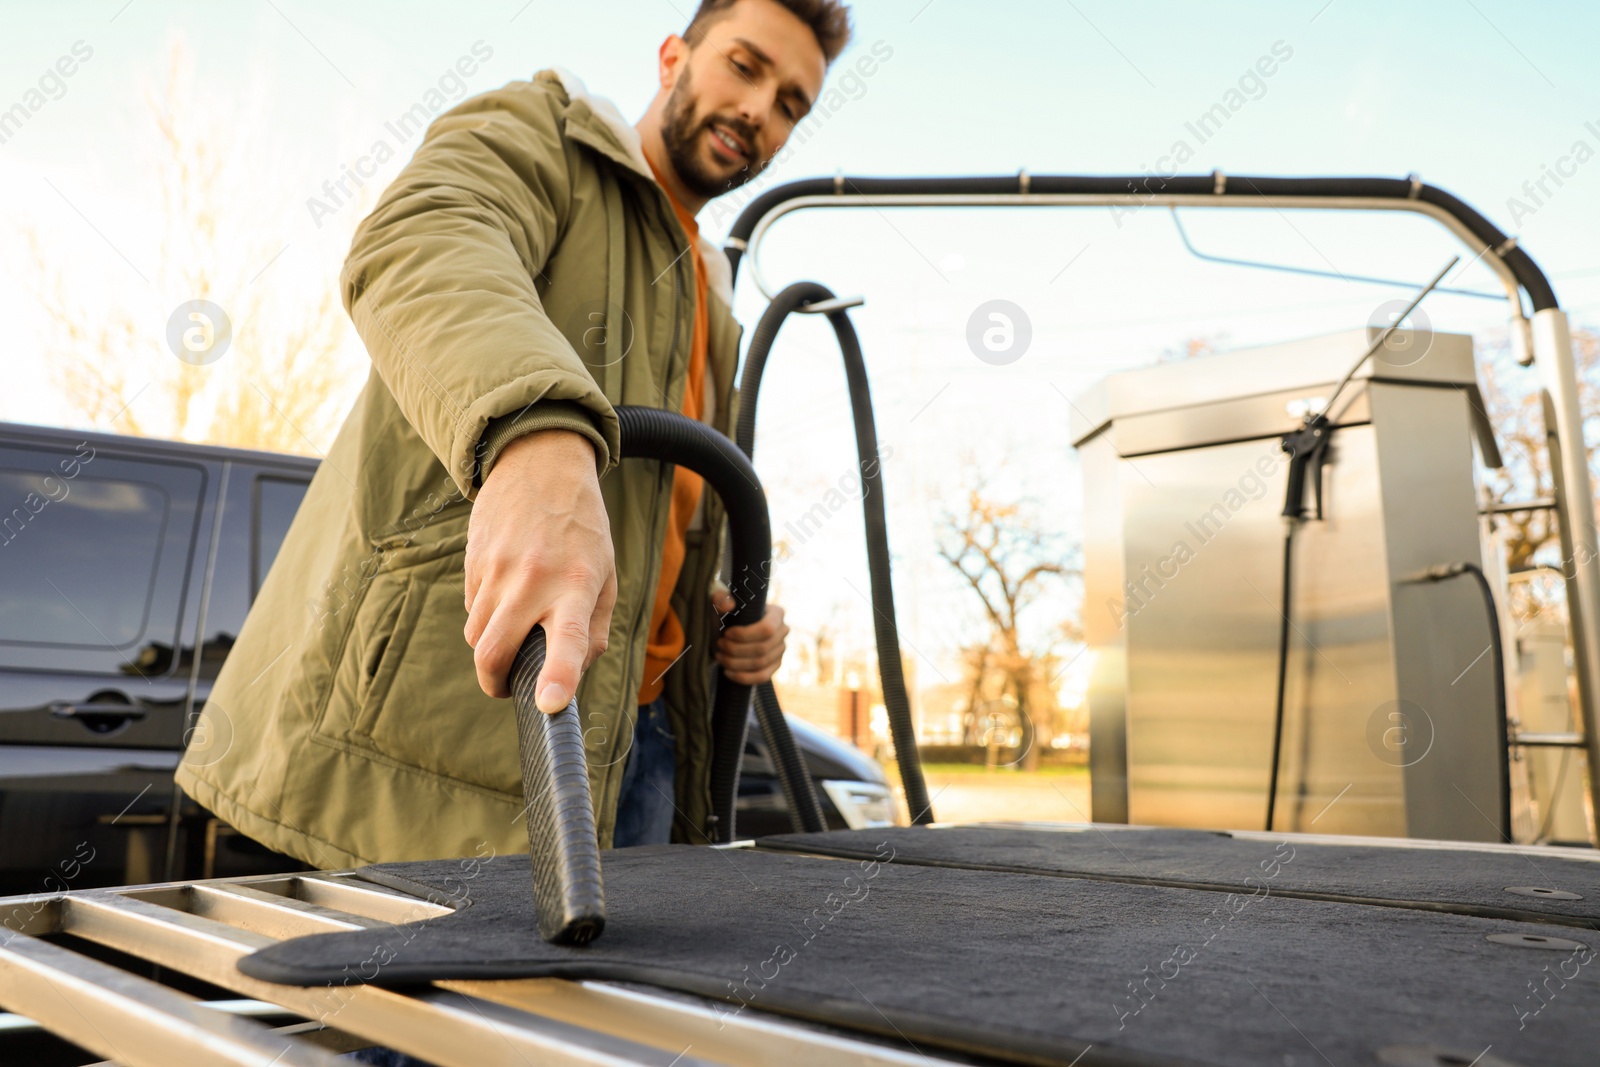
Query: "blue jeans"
612 696 677 847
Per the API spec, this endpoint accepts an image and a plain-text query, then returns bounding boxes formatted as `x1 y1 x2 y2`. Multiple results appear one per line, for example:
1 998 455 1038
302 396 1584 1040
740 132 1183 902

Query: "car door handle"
48 702 148 721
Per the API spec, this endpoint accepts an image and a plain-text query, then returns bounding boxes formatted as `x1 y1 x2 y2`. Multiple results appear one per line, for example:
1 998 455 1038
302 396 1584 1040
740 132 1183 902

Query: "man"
176 0 853 864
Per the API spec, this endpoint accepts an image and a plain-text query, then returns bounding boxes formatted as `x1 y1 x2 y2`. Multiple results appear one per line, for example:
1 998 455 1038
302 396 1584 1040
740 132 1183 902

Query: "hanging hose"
613 405 806 843
1265 263 1456 833
735 281 935 826
752 677 828 834
1265 498 1513 835
1264 408 1329 832
1403 561 1512 836
1264 525 1295 834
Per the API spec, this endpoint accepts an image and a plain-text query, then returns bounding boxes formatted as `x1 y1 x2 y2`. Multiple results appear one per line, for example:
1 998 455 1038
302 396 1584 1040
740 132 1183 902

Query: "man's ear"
658 35 689 91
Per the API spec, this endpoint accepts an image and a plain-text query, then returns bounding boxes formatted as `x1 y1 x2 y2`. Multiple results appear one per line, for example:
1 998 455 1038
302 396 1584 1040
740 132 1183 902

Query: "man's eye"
732 59 749 75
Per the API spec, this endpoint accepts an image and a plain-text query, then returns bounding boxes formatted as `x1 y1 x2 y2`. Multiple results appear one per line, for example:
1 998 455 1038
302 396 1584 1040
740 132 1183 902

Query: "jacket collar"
544 67 735 308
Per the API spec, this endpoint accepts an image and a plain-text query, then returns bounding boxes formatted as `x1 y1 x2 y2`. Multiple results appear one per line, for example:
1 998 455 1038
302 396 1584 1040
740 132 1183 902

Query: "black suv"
0 421 892 895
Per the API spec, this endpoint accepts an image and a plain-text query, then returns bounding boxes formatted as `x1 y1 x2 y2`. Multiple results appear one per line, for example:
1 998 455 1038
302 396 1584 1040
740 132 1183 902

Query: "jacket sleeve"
339 79 620 500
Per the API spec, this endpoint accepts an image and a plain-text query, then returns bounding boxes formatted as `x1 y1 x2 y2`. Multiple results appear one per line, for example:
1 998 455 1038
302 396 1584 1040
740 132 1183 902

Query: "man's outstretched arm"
340 80 617 710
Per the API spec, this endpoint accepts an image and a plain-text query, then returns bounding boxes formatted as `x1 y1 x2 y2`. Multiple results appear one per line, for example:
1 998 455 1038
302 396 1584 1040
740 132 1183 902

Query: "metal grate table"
0 862 962 1067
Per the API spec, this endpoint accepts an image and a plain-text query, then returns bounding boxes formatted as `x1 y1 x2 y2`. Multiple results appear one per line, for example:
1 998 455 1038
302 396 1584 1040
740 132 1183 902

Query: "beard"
660 64 765 199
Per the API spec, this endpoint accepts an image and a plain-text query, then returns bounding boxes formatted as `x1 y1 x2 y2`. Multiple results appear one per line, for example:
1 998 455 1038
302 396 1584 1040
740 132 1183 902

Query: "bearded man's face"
659 0 827 199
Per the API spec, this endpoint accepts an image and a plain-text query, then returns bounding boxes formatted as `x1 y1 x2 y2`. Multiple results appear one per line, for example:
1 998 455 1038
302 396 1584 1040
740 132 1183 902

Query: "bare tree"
1479 326 1600 620
956 641 990 745
936 471 1079 770
26 35 364 453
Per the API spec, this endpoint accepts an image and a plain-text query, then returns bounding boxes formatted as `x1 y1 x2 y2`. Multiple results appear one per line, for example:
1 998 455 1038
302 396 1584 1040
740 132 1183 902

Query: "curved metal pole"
1532 309 1600 830
726 176 1600 842
734 192 1531 344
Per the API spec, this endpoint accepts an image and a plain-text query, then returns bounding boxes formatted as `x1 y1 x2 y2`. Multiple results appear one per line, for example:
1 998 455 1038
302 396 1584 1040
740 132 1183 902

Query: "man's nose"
735 90 770 131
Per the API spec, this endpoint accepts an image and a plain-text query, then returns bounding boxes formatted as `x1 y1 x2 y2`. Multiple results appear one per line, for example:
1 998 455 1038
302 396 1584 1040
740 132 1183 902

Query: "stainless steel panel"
1070 328 1480 445
1368 383 1505 841
1108 390 1371 460
1078 330 1503 841
1081 432 1129 823
1114 431 1404 835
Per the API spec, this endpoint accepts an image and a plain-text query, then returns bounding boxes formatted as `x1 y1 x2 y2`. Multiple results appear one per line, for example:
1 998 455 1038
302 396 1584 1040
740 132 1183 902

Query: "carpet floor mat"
756 826 1600 928
239 843 1597 1067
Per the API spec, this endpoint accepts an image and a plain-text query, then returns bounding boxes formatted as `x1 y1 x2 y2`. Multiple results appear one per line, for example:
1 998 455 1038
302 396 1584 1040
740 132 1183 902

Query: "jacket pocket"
352 575 417 738
355 550 524 797
313 565 405 745
312 514 471 748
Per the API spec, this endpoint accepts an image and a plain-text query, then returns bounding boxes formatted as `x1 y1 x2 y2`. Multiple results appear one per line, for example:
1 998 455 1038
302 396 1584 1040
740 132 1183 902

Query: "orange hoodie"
637 158 709 705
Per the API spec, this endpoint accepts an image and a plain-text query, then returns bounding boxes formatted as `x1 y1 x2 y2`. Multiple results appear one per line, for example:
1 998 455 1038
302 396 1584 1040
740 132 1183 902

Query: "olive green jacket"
176 68 743 866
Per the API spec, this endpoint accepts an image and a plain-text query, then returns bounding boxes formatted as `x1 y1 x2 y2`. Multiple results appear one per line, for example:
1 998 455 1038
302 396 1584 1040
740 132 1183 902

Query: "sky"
1 0 1597 717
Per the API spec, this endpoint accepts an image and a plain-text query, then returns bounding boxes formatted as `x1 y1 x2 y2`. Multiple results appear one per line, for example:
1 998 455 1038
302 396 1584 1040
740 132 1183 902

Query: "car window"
253 476 308 598
0 444 204 676
0 470 168 647
189 469 310 682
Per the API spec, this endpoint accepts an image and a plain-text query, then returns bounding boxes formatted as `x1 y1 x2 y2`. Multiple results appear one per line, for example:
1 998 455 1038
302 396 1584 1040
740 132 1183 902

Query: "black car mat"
757 826 1600 928
240 844 1597 1067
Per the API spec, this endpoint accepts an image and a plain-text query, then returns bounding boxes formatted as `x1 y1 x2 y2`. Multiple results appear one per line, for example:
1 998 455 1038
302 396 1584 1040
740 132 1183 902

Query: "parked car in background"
0 421 891 895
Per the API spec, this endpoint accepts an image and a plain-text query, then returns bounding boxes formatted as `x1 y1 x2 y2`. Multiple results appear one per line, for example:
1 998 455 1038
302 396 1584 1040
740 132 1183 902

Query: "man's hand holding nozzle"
464 428 618 713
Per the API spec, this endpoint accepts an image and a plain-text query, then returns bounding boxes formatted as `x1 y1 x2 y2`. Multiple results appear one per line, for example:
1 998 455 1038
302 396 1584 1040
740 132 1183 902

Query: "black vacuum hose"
1264 525 1295 833
1267 549 1515 836
614 405 787 844
752 675 828 834
735 282 935 826
1266 415 1329 832
1406 561 1512 836
502 404 793 938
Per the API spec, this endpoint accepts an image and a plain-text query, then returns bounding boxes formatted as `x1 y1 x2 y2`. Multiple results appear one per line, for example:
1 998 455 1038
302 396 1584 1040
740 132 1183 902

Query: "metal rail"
723 173 1600 839
1512 731 1588 748
9 825 1600 1062
0 869 959 1067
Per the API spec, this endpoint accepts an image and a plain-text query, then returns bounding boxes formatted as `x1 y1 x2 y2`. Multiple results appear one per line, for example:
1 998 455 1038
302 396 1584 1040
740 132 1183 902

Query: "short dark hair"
684 0 854 65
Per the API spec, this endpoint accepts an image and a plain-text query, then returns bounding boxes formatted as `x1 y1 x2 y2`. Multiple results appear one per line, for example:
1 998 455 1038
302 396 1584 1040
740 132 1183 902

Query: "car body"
0 420 892 895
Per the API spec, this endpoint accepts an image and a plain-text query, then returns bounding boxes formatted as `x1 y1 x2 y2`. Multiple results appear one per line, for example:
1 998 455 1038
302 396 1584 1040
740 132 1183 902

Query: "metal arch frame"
723 176 1600 838
735 191 1530 319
